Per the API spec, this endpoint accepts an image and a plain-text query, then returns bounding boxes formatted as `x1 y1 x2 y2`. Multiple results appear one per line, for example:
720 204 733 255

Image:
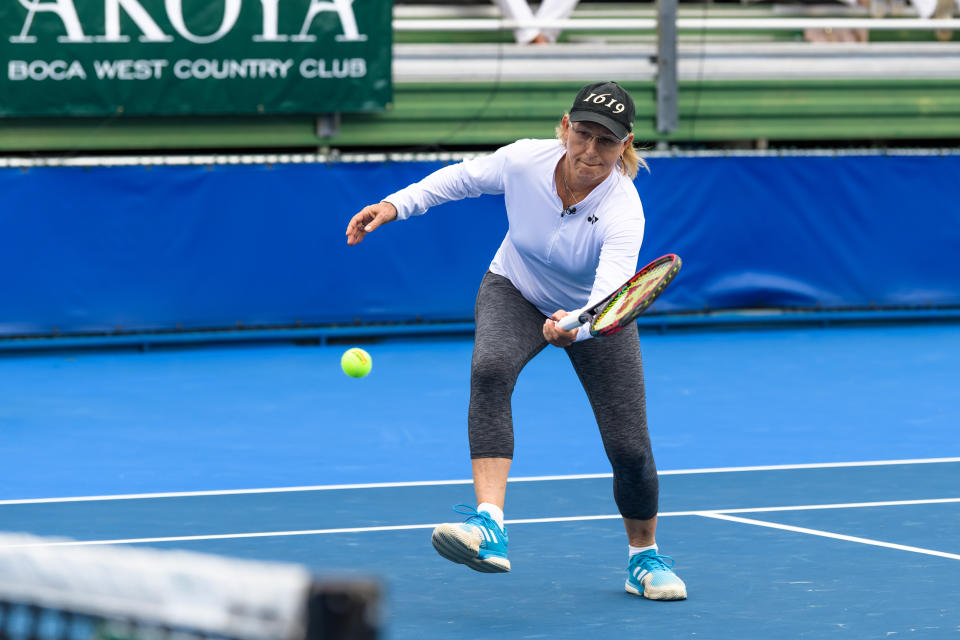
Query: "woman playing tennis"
345 81 687 600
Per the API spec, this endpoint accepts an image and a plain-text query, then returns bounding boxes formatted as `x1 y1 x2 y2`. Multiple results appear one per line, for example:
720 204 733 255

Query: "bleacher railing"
393 9 960 132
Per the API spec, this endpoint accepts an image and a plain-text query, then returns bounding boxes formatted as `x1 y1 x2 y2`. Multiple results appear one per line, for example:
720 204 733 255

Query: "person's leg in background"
492 0 580 44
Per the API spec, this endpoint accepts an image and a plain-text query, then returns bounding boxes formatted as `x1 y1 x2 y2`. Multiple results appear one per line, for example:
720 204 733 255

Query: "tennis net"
0 533 378 640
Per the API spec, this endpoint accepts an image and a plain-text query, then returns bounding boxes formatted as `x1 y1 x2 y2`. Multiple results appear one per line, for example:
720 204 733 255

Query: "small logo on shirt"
587 215 599 224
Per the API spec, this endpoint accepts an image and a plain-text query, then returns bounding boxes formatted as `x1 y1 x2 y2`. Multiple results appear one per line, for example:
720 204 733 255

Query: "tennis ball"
341 347 372 378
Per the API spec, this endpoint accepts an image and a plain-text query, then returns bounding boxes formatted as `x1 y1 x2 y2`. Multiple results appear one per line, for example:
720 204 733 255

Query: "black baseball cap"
568 81 635 140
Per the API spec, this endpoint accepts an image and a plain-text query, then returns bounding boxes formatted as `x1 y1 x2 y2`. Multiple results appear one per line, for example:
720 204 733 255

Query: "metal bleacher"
356 0 960 147
2 1 958 153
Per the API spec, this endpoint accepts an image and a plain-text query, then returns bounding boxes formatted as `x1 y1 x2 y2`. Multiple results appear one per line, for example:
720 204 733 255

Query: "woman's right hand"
346 201 398 245
543 311 579 348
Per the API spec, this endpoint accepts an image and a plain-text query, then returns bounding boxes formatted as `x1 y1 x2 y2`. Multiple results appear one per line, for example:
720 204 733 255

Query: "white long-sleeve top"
383 138 645 341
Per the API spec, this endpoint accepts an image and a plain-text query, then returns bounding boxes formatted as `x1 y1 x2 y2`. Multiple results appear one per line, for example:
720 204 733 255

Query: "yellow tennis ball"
341 347 372 378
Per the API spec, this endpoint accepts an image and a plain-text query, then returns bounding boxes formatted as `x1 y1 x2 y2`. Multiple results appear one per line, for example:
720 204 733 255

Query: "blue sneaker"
431 504 510 573
625 550 687 600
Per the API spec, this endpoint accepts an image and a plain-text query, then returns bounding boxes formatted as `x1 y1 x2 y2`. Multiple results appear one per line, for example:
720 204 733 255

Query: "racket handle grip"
556 310 586 331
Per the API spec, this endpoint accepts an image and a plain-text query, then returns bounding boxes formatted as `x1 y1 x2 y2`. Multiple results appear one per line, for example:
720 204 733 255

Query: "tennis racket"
556 254 682 337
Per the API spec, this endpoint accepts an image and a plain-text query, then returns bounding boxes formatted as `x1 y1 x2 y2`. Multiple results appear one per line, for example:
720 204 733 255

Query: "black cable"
423 15 507 153
689 0 711 145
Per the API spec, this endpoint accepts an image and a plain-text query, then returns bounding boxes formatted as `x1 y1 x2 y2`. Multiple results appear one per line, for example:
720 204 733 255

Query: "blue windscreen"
1 153 957 337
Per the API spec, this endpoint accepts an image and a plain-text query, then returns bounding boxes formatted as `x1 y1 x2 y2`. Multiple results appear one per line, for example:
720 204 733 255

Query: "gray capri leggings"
468 271 659 521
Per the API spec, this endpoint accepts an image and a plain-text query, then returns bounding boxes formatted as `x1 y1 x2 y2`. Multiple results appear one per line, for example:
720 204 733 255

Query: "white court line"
0 524 446 549
700 512 960 561
507 497 960 522
694 497 960 514
2 457 959 506
657 457 960 475
1 497 956 550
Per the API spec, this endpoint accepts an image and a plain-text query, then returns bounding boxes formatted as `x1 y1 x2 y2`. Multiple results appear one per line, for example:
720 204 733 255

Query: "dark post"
656 0 679 134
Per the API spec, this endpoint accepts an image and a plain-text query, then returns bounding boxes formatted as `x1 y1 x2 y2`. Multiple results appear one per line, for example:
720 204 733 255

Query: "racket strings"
593 262 674 333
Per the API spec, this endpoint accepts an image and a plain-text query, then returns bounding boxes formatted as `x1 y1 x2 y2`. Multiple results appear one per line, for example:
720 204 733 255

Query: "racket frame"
558 253 682 337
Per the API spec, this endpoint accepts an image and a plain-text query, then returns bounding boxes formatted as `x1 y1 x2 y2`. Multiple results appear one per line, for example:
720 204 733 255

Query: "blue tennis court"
1 321 958 638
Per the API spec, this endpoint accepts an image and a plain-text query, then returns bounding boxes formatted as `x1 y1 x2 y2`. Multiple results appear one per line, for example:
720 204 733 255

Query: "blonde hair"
556 115 649 180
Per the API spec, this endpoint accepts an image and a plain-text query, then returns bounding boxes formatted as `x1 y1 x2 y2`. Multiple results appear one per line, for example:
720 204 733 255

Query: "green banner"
1 0 392 117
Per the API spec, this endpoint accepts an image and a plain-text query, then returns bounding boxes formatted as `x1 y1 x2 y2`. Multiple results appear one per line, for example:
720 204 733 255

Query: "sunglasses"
569 125 627 150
